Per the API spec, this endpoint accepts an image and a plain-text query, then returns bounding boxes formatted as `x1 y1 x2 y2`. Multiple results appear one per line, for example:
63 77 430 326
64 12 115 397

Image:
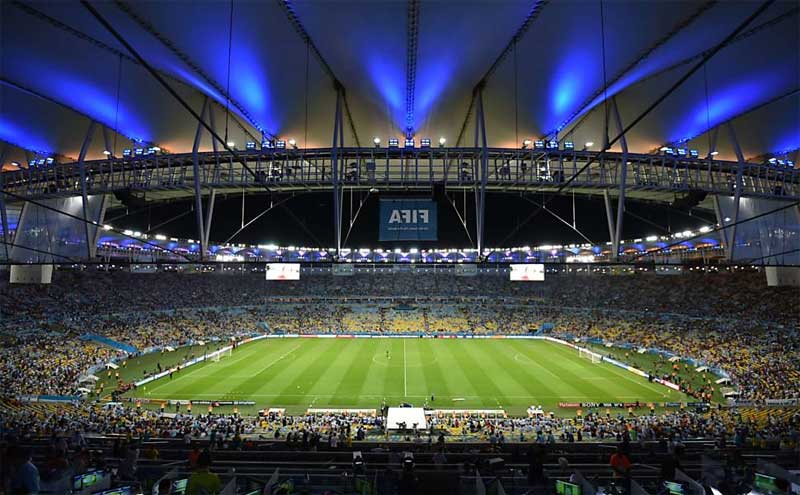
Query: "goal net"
578 348 602 364
211 347 233 363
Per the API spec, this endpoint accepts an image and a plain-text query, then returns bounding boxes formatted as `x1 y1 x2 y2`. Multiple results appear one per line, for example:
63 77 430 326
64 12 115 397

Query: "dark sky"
110 192 715 249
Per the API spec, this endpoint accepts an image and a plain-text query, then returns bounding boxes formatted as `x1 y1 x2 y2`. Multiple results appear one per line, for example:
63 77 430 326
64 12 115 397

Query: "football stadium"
1 1 799 494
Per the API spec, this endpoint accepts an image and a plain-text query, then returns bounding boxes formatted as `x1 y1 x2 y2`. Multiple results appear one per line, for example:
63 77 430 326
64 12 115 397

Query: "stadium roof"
1 0 798 169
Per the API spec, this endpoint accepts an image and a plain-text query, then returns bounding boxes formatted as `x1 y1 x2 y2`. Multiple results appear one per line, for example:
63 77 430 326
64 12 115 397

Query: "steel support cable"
9 1 259 143
277 0 361 147
454 0 549 148
626 200 800 263
0 240 78 263
553 0 717 141
113 0 273 141
497 0 775 247
0 188 192 261
744 247 800 265
561 5 798 142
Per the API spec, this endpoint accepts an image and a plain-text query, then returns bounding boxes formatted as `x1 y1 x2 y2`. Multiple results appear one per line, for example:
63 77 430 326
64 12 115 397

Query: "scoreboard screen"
509 264 545 281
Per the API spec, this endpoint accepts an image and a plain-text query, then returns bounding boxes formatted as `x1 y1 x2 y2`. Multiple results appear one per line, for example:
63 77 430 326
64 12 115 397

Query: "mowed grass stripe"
150 340 285 396
443 340 510 408
463 341 541 407
415 339 449 403
329 340 380 405
495 340 568 398
381 339 404 401
226 340 305 396
356 340 392 400
269 340 345 404
427 340 479 405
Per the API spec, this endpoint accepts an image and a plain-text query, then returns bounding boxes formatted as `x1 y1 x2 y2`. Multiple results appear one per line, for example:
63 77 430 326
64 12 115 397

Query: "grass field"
128 338 690 416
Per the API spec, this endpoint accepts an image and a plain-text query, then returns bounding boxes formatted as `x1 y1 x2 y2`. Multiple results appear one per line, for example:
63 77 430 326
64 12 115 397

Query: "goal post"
211 347 233 363
578 348 602 364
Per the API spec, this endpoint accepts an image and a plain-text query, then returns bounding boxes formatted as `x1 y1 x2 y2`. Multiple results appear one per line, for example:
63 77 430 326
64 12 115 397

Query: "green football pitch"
132 338 688 416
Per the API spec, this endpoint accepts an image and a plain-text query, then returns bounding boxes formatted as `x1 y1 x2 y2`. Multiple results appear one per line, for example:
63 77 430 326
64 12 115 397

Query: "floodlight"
689 149 699 158
246 141 256 150
288 138 297 149
45 157 54 165
134 148 144 156
276 140 286 149
373 137 381 147
103 150 112 156
534 140 545 149
584 141 594 148
522 139 532 149
563 141 574 150
709 151 719 156
226 141 235 148
420 138 431 148
37 158 45 165
404 138 414 148
29 160 36 167
547 140 558 149
122 149 131 157
677 148 687 156
439 137 446 146
768 157 777 164
10 161 20 168
388 138 399 148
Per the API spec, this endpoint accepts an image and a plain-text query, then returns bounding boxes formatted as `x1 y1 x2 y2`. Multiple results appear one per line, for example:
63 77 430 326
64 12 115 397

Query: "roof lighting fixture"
420 138 431 148
768 157 777 164
28 159 36 167
777 159 786 166
246 141 256 150
275 140 286 149
787 160 795 167
288 138 297 149
534 140 545 150
689 149 699 158
677 148 687 156
10 161 19 168
438 137 446 147
661 147 674 155
37 158 45 166
563 141 574 150
522 139 532 149
404 138 415 148
584 141 594 148
261 139 271 149
122 149 131 157
226 141 236 148
373 137 381 147
709 150 719 156
388 138 399 148
134 148 144 156
103 150 112 156
547 140 559 150
45 157 54 165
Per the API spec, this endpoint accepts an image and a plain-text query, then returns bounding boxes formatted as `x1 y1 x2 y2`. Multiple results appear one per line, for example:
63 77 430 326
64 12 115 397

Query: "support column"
474 89 488 258
331 88 344 256
102 126 113 156
203 189 216 249
726 122 745 261
603 189 616 248
78 121 97 259
611 98 628 260
192 97 209 260
90 195 109 259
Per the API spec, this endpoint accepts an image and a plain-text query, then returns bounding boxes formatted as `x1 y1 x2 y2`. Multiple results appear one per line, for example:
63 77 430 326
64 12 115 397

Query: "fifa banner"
266 263 300 280
379 198 437 241
510 263 545 281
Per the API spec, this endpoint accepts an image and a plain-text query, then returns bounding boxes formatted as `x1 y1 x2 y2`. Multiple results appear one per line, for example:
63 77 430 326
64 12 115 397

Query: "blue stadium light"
788 160 795 167
677 148 687 156
45 157 54 165
134 148 144 156
29 159 36 167
689 149 699 158
388 138 399 148
777 159 786 166
246 141 256 150
405 138 415 148
276 140 286 149
563 141 574 150
547 140 559 150
37 158 45 166
768 157 777 165
534 140 545 150
122 149 131 157
420 138 431 148
261 139 271 149
660 147 675 155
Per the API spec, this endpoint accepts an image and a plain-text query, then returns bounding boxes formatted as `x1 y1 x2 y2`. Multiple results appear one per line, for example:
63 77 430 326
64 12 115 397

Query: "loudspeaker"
114 189 147 209
671 190 707 210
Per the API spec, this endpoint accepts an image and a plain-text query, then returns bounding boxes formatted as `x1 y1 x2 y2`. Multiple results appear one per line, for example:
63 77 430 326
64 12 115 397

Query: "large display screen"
379 198 438 241
265 263 300 280
509 264 545 281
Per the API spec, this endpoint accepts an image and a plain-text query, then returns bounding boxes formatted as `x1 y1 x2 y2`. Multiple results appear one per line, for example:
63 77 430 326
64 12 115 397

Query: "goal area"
578 347 602 364
211 347 233 363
